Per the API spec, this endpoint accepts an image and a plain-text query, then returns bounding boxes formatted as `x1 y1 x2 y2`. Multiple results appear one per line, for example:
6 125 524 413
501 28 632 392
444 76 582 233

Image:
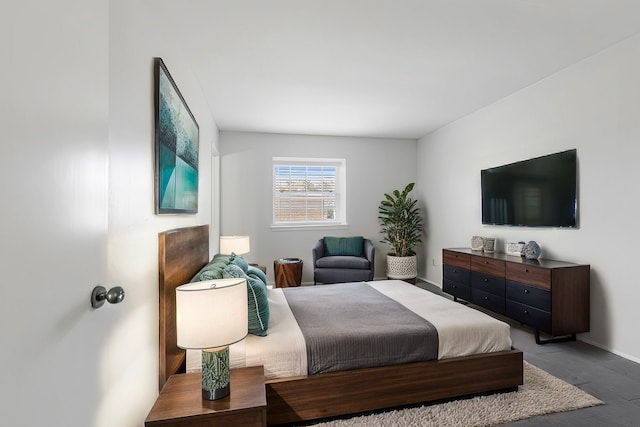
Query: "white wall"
106 2 220 425
417 34 640 362
219 132 418 284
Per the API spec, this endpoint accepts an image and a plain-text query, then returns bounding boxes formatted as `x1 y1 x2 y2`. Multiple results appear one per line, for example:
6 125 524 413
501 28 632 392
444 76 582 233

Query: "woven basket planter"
386 254 417 279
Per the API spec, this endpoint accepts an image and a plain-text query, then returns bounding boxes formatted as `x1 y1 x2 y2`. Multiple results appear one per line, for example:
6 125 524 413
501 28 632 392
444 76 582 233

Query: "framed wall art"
154 57 199 214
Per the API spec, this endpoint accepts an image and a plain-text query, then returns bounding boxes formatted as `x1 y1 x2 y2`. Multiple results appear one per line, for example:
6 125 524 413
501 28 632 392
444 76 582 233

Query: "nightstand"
145 366 266 427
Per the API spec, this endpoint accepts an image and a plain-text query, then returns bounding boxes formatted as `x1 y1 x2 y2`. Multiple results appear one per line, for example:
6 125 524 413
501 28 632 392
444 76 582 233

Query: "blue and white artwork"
155 58 199 214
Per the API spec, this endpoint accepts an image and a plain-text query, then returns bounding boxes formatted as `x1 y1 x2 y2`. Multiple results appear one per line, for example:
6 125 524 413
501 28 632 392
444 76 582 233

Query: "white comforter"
188 280 512 379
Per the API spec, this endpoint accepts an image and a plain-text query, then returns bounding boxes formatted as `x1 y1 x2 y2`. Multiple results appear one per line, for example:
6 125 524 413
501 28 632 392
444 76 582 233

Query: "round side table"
274 258 303 288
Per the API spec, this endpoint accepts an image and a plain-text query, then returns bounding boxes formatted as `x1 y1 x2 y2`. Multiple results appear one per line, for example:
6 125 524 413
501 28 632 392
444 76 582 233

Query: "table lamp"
176 278 248 400
219 235 250 256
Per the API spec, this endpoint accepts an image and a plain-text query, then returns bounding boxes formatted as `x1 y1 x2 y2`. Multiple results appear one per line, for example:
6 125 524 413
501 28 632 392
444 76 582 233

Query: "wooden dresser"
442 248 590 344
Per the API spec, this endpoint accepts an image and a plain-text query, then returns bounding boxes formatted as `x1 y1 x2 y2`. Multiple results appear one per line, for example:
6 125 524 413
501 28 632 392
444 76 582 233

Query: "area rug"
309 362 603 427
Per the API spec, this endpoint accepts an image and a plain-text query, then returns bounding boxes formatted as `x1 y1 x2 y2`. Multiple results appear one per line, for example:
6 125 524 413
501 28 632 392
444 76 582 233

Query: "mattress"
187 279 512 379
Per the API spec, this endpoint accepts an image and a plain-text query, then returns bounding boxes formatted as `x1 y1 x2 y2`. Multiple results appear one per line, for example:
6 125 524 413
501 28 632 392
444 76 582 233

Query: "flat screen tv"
481 149 578 228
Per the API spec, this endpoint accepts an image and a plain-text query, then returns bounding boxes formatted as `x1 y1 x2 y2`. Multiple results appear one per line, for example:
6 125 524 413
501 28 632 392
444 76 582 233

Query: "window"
272 157 346 228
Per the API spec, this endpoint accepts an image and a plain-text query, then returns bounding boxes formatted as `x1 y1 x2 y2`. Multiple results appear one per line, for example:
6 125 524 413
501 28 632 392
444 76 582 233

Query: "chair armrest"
363 239 375 264
364 239 375 280
312 239 325 266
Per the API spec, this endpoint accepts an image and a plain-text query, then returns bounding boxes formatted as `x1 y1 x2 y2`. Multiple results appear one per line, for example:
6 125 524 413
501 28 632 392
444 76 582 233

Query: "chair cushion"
314 268 373 284
316 255 370 270
324 236 364 256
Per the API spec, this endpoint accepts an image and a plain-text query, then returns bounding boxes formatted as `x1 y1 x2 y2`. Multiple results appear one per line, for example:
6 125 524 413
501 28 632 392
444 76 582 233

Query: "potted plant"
378 182 425 279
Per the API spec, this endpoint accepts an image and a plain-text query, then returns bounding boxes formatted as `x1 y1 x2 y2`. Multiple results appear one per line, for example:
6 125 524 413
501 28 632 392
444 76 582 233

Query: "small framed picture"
483 238 496 253
506 241 525 256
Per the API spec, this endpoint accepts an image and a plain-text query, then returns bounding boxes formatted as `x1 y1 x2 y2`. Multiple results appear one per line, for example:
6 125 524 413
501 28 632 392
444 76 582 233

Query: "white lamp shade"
219 235 250 255
176 278 248 350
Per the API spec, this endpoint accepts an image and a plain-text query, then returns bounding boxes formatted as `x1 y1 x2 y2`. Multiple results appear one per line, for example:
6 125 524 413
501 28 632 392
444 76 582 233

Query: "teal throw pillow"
324 236 364 256
191 256 232 282
247 266 267 285
211 254 233 265
231 256 249 273
245 276 269 337
222 264 269 337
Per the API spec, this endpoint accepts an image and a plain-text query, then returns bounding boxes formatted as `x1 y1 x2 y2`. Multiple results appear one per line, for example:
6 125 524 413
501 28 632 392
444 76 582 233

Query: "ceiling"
170 0 640 139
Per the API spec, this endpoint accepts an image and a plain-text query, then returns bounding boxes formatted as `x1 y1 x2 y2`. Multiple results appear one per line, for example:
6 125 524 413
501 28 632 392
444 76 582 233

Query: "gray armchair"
312 237 375 285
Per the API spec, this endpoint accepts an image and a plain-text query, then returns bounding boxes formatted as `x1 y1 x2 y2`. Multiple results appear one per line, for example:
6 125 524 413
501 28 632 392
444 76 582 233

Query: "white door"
0 1 109 425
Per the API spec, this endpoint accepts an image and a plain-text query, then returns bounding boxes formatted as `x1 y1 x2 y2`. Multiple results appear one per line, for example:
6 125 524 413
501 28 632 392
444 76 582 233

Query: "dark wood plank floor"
415 280 640 426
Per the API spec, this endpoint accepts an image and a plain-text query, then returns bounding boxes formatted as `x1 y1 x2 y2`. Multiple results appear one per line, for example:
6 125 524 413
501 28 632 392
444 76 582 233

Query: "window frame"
271 157 347 230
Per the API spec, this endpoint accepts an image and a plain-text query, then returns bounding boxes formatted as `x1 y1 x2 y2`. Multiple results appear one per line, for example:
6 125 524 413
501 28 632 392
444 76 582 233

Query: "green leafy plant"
378 182 424 257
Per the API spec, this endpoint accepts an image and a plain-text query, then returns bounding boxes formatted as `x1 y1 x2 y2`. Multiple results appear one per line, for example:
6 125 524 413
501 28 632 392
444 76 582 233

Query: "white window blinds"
273 158 345 226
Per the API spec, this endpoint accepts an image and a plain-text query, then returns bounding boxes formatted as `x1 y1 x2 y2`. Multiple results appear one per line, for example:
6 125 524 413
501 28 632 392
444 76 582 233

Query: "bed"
158 225 523 425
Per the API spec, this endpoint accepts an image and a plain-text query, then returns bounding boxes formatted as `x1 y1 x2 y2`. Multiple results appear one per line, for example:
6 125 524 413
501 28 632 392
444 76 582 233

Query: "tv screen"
481 149 577 228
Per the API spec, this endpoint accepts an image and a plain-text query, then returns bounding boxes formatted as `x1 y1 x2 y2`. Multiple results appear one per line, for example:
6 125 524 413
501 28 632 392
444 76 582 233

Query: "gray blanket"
282 282 439 375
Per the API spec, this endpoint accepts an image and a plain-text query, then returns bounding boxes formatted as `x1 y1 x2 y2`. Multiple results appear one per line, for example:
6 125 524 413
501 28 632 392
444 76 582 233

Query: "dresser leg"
535 330 576 345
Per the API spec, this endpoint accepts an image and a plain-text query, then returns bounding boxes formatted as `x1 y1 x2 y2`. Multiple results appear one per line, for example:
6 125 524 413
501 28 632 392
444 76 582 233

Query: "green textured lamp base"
202 383 230 400
201 346 231 400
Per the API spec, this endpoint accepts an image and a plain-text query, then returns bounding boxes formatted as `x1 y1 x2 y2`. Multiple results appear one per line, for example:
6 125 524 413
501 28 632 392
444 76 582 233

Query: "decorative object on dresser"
471 236 485 251
506 241 526 257
378 182 424 279
443 248 590 344
176 278 248 400
523 241 542 259
483 237 496 253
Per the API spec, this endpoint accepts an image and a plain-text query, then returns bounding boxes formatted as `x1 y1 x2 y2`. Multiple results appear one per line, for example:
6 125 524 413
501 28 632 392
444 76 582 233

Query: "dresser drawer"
472 272 505 297
443 250 471 269
443 279 471 301
506 263 550 289
443 265 470 285
471 288 505 315
471 256 505 278
506 280 551 312
506 301 551 333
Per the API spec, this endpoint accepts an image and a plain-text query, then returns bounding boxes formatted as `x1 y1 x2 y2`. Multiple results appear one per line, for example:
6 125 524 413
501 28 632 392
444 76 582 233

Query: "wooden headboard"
158 224 209 390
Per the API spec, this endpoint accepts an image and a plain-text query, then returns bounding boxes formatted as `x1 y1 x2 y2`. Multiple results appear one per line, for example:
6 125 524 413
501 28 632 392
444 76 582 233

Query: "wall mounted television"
481 149 578 228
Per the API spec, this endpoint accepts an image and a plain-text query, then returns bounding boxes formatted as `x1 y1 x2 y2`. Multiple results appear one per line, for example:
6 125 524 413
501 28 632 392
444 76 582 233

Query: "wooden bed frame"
158 225 523 425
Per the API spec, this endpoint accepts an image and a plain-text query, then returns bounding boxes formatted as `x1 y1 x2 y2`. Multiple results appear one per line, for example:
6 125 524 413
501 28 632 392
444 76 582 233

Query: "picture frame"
154 57 199 214
506 241 525 257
